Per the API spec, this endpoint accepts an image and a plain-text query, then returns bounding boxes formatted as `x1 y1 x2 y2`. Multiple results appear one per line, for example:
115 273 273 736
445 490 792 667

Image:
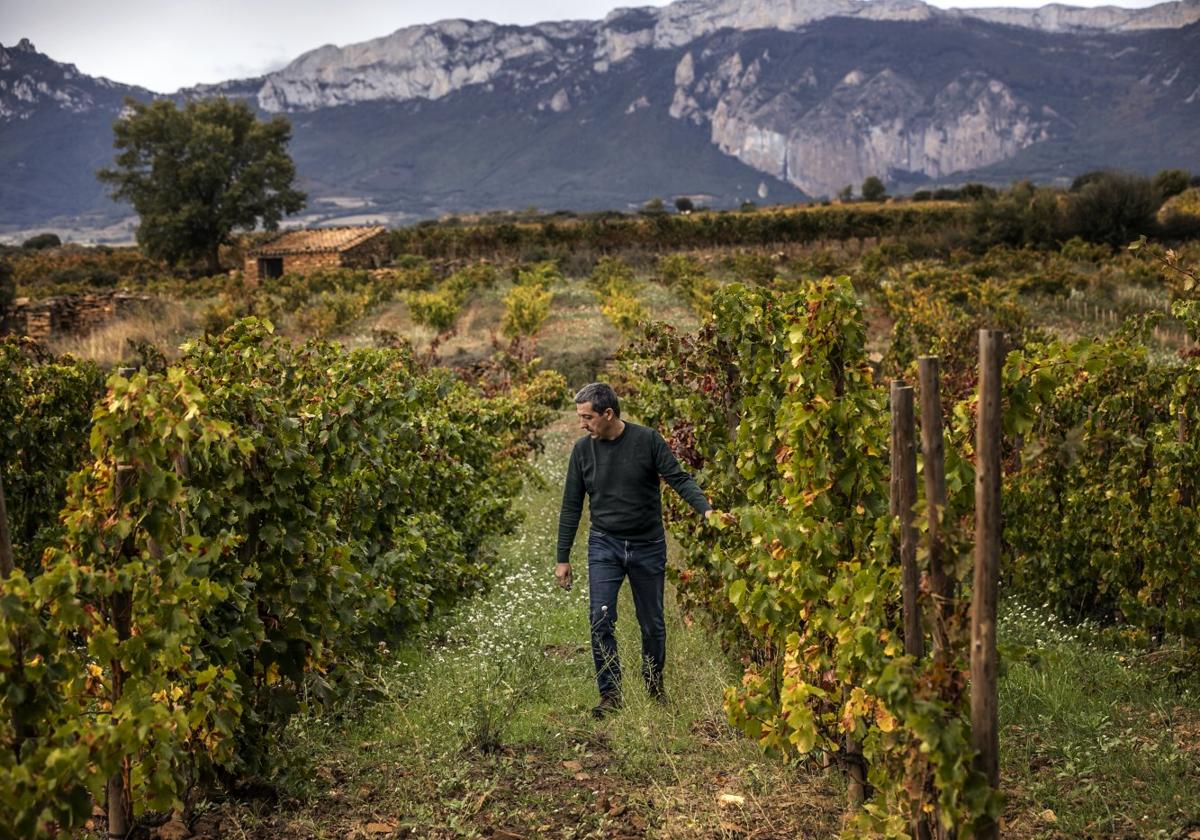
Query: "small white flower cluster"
1001 598 1100 652
411 450 584 679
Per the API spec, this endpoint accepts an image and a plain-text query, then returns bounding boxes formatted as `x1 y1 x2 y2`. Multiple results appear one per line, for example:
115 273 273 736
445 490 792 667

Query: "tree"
861 176 887 202
640 197 667 216
674 196 694 214
98 97 306 273
1064 171 1162 247
21 233 61 250
836 184 854 202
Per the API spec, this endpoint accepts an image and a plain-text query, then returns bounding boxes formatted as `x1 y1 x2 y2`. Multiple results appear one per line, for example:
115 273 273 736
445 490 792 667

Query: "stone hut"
244 226 389 283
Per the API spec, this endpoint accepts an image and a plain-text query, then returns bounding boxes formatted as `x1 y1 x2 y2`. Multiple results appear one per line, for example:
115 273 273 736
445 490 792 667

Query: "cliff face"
255 20 589 112
687 57 1052 196
239 0 1200 115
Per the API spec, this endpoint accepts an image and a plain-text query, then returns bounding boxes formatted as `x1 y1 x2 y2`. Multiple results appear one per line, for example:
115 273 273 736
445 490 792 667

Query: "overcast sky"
1 0 1167 92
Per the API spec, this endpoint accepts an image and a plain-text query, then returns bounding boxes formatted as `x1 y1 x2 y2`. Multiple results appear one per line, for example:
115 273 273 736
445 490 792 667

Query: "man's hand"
704 508 734 530
555 562 573 591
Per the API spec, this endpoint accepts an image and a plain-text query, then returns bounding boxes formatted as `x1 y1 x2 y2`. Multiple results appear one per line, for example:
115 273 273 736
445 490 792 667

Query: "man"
555 382 712 718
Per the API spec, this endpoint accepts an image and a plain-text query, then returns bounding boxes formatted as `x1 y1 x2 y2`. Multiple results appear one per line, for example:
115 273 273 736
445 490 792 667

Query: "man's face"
576 402 615 438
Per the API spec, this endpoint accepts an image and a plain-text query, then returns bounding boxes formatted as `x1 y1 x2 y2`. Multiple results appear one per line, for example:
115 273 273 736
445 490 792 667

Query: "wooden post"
1181 408 1192 509
918 357 951 653
891 380 922 659
892 380 930 840
972 330 1004 840
0 470 12 580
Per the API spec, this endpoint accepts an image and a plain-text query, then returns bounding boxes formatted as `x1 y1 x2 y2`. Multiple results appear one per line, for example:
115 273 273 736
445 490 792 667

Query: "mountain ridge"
1 0 1197 238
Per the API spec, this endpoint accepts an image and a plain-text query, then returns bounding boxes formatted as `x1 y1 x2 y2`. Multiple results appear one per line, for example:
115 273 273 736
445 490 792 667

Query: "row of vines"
390 204 968 260
621 267 1199 835
0 320 564 837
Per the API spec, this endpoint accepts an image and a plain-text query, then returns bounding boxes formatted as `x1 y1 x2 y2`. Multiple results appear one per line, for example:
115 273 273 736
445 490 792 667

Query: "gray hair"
574 382 620 417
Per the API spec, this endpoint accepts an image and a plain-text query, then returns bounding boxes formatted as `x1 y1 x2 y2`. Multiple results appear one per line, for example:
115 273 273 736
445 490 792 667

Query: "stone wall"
342 236 389 270
0 290 152 343
244 251 342 284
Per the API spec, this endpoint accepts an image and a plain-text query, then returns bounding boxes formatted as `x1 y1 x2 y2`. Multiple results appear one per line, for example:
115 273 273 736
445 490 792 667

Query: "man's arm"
556 447 585 565
652 431 711 516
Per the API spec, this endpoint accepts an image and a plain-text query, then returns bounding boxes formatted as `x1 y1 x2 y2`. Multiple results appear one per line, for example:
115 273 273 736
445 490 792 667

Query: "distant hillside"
1 0 1198 239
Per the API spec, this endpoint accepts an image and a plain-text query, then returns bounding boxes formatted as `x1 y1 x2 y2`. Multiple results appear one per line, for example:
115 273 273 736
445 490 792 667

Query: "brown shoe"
591 693 623 719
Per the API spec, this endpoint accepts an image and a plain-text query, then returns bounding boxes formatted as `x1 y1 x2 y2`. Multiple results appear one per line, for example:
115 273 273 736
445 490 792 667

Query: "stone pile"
0 289 152 343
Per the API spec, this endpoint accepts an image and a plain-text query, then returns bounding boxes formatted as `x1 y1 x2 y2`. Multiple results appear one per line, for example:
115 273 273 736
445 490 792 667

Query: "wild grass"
998 599 1200 838
45 298 204 366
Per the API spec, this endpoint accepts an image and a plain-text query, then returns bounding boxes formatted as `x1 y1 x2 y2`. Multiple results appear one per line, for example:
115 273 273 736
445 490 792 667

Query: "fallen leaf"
607 803 627 818
1040 809 1057 823
718 793 746 806
573 772 592 781
364 822 396 835
562 760 583 772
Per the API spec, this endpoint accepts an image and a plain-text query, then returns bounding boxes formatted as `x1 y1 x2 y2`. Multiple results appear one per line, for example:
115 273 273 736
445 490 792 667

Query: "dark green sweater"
556 422 710 563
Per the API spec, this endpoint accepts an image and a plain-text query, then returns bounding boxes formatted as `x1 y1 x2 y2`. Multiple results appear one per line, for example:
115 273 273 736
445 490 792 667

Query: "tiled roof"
249 225 386 256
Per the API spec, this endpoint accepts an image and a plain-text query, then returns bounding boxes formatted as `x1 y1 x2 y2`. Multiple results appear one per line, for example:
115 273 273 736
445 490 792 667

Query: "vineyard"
2 196 1200 837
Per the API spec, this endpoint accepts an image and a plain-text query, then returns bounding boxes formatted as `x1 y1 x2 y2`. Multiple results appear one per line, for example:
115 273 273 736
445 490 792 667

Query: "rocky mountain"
1 0 1199 237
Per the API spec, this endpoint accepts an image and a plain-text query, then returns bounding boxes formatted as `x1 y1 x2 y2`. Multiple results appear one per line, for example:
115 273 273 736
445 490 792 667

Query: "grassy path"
202 410 1200 839
210 413 839 839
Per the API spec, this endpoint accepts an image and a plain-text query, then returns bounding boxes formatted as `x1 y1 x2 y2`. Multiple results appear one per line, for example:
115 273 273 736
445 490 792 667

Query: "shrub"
968 181 1063 250
1152 168 1191 200
600 292 648 335
960 182 998 201
294 289 372 337
1071 170 1111 192
1064 172 1163 247
501 284 553 340
674 196 695 214
0 261 13 310
1059 236 1112 263
911 190 933 202
513 261 561 289
1158 209 1200 241
588 256 636 292
655 253 717 310
405 288 465 335
21 233 61 250
724 251 777 286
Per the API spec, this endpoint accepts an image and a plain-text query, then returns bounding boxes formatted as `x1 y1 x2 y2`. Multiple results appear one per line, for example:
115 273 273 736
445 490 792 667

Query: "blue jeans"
587 528 667 699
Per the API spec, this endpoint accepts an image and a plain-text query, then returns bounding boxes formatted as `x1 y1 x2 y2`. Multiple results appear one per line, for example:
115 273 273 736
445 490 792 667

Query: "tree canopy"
861 176 887 202
98 97 306 272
